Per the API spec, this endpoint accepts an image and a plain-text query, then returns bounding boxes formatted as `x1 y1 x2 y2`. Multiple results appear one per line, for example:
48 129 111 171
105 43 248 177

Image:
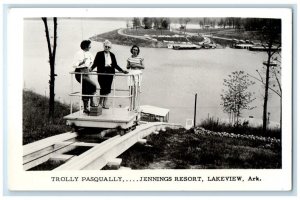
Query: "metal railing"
69 70 143 114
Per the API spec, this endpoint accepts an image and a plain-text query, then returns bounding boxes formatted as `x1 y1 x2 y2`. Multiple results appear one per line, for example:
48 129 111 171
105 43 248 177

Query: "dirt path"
117 28 149 41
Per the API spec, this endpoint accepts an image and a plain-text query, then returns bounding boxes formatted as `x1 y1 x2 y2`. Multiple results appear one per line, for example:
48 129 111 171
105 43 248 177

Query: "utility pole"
194 93 197 127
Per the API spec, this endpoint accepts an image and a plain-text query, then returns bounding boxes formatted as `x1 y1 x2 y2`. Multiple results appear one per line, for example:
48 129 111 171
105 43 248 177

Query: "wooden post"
194 93 197 127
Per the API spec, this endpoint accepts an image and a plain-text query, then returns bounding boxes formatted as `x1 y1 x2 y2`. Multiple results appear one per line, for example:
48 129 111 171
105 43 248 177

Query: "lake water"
23 18 280 125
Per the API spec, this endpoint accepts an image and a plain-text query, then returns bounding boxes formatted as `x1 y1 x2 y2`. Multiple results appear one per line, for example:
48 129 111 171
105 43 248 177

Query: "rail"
56 122 182 170
23 122 183 170
69 71 142 114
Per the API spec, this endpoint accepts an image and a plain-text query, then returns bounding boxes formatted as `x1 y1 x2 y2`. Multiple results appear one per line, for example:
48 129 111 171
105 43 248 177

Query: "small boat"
201 43 217 49
235 44 254 49
249 45 281 51
173 44 201 50
167 44 173 49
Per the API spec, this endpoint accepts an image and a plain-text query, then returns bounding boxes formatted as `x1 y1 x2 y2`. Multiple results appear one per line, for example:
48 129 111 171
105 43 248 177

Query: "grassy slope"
90 29 157 48
123 28 177 36
23 90 281 169
23 90 71 145
90 28 204 48
90 26 275 50
120 128 281 169
185 28 261 40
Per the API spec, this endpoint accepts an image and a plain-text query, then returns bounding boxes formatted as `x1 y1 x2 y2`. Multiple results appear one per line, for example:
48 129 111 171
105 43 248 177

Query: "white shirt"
104 52 112 67
73 49 94 69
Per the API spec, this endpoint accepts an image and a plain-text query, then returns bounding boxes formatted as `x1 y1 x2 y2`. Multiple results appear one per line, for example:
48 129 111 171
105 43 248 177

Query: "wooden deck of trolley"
64 107 139 129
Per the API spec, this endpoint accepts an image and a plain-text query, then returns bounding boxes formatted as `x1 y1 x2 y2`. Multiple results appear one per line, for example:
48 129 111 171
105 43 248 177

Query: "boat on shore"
200 42 217 49
172 42 216 50
172 44 201 50
249 45 281 51
234 44 254 49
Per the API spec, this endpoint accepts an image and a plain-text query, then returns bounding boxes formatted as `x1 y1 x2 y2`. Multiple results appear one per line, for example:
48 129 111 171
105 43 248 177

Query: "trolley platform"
64 107 139 129
65 71 142 129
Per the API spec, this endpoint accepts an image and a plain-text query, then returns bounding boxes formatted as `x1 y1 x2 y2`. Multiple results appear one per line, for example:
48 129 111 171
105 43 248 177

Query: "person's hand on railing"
123 70 129 74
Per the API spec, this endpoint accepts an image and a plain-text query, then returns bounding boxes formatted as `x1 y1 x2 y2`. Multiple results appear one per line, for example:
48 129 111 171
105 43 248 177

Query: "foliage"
200 116 281 139
145 17 171 35
142 17 153 29
221 71 256 124
161 18 171 29
90 29 155 48
132 17 141 28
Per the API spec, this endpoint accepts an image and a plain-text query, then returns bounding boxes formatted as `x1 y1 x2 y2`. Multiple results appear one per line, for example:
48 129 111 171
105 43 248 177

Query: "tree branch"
255 70 265 84
247 73 281 97
41 17 53 59
52 17 57 66
272 68 282 95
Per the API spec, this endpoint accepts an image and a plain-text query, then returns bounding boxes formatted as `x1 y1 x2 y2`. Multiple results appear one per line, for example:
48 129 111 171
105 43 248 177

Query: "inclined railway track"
23 122 182 170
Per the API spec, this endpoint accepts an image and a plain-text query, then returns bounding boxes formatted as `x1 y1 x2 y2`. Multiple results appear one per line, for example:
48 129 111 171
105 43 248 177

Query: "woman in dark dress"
90 40 127 109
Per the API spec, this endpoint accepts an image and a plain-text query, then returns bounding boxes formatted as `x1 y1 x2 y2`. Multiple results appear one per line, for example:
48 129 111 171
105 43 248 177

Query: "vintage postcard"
6 7 292 192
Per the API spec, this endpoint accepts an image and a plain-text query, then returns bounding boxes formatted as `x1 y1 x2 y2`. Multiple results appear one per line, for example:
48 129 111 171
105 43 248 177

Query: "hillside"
23 90 72 144
23 90 281 169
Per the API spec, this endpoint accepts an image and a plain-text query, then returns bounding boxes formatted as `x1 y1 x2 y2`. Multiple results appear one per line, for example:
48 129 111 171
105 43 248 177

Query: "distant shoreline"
89 27 275 49
90 29 170 48
89 27 257 49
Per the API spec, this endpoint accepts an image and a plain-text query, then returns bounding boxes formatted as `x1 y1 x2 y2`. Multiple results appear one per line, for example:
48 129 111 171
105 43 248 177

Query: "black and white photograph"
6 7 293 192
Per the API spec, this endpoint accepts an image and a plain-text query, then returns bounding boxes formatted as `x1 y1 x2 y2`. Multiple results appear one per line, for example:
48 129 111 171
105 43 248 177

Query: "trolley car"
64 70 142 129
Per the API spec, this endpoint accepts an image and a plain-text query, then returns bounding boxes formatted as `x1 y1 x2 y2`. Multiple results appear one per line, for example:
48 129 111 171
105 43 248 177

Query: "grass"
23 90 281 169
23 90 72 145
90 28 205 48
185 28 262 40
119 127 281 169
91 27 275 49
123 28 177 36
90 29 157 48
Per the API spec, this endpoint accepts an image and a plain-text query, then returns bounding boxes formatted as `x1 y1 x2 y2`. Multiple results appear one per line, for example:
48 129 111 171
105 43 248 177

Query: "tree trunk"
262 50 272 134
42 17 57 120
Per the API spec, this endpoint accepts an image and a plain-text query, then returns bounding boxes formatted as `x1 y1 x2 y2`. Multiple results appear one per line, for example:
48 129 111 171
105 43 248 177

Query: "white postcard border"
6 7 293 192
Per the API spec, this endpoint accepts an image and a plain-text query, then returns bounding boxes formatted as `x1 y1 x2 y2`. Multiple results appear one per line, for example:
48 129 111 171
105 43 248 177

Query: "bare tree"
248 52 282 130
42 17 57 120
260 19 281 134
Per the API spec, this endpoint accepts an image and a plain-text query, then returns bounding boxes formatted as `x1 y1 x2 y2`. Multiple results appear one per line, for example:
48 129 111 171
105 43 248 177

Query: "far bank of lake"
23 18 281 125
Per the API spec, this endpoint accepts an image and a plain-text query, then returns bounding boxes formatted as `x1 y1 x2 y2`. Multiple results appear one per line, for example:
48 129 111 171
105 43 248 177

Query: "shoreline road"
117 28 149 41
117 28 234 45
